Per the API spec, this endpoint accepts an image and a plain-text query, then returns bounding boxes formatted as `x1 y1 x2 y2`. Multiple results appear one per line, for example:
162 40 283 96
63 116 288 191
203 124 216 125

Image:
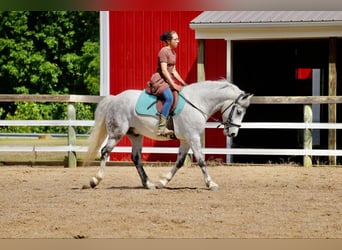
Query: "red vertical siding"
204 39 227 162
109 11 201 161
205 40 227 80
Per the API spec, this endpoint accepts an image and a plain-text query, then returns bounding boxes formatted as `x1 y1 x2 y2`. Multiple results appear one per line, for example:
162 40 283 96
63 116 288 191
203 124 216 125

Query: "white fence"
1 120 341 160
0 94 341 167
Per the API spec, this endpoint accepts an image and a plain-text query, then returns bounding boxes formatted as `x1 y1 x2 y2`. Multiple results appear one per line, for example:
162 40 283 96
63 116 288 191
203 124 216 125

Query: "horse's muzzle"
229 132 236 137
224 128 238 138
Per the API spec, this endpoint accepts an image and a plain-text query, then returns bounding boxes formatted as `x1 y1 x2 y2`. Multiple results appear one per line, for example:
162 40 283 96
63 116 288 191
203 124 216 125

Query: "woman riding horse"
147 30 187 137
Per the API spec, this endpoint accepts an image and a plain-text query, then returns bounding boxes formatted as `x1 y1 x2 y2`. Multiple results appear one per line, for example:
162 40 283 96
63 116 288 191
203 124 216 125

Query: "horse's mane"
184 79 242 94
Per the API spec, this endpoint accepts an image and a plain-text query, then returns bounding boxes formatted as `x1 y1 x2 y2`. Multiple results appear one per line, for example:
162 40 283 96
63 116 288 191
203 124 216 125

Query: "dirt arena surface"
0 164 341 239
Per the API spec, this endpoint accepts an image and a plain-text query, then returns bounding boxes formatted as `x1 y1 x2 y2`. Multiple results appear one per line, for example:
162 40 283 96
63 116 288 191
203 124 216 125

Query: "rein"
178 92 245 128
178 92 207 118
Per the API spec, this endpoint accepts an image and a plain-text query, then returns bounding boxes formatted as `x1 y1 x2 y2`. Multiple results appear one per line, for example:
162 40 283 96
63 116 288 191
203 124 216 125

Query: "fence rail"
0 94 341 167
1 120 342 129
1 94 342 104
1 145 342 157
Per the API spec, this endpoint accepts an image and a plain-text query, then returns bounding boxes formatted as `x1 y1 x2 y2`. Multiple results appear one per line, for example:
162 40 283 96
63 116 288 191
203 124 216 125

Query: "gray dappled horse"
84 80 253 191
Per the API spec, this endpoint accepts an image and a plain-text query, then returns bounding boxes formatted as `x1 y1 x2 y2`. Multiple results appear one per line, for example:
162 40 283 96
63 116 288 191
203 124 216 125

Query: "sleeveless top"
147 47 176 96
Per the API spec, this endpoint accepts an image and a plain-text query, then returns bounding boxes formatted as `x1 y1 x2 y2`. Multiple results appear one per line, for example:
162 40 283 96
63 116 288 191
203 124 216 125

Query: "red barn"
106 11 227 162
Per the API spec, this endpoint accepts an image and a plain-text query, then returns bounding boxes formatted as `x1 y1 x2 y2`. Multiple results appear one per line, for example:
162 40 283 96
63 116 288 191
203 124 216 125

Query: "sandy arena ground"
0 164 341 239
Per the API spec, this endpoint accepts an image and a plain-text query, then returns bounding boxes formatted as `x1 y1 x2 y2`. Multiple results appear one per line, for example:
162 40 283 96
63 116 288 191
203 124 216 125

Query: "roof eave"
190 21 342 40
190 21 342 30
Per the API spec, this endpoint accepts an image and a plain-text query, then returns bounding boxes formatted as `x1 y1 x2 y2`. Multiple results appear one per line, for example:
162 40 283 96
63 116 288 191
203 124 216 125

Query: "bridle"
218 93 245 129
179 92 245 129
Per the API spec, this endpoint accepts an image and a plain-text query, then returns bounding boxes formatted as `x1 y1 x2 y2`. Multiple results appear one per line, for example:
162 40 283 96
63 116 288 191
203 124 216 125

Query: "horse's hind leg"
127 131 155 189
90 132 123 188
158 141 190 188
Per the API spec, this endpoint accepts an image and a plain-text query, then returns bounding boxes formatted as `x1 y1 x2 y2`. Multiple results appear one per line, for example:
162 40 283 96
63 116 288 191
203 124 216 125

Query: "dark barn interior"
231 39 341 164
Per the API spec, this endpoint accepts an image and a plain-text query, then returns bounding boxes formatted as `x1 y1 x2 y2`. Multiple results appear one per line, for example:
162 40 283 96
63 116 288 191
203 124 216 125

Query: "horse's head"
220 93 253 137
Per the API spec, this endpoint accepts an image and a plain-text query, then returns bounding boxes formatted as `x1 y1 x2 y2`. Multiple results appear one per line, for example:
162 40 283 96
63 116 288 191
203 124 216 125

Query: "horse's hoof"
157 179 168 189
90 177 98 188
81 184 91 189
209 185 219 192
144 181 156 190
208 182 219 191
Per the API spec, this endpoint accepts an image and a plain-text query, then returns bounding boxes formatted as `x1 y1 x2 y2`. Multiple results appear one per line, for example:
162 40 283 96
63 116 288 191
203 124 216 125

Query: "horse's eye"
236 110 242 115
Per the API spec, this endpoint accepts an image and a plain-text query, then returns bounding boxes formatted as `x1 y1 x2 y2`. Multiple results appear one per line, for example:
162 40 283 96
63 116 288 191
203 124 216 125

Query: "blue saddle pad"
135 90 185 117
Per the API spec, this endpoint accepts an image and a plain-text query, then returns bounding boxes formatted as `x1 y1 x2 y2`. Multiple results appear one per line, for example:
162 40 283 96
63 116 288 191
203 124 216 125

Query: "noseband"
217 93 245 129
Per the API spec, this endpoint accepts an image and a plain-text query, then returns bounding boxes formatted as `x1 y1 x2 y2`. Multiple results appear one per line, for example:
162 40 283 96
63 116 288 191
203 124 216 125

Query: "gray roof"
190 11 342 40
191 11 342 25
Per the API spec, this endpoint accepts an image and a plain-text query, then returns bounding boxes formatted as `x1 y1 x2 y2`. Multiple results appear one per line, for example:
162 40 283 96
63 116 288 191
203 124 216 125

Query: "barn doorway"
231 39 332 164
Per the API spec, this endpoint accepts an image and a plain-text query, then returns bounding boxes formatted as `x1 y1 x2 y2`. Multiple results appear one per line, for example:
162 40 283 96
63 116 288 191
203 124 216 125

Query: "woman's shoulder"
159 46 170 52
159 47 175 55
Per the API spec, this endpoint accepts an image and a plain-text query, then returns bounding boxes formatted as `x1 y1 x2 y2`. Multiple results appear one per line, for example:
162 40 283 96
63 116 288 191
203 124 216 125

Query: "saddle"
135 89 185 118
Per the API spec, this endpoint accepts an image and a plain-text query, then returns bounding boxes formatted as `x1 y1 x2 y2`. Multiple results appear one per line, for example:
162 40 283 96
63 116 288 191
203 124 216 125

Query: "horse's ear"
240 93 253 106
242 93 254 99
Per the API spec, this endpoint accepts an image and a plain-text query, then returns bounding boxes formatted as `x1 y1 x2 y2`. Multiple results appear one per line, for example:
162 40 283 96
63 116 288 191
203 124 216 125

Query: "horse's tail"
83 96 112 166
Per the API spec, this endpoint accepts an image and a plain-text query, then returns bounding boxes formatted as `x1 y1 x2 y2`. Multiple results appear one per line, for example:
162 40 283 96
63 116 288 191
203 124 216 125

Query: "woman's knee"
163 88 174 103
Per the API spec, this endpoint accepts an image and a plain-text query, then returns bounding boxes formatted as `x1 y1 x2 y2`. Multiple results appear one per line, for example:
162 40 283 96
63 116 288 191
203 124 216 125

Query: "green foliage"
0 101 94 134
75 102 94 134
1 102 66 133
0 11 100 134
81 41 100 95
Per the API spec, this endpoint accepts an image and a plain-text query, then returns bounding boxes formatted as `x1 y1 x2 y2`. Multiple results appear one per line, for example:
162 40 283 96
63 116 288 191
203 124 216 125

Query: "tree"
0 11 100 133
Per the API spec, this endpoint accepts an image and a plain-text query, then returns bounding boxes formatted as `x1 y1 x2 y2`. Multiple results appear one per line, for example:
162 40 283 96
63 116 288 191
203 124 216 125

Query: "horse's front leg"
191 138 219 191
158 141 190 188
198 158 219 191
127 132 155 189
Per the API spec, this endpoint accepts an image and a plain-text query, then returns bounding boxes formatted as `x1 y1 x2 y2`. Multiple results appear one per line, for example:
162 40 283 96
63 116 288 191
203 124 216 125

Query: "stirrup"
157 129 174 137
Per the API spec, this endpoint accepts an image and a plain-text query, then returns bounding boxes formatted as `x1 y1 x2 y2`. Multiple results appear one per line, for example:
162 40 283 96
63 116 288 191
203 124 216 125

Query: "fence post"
303 104 312 167
328 37 337 165
68 103 77 168
197 39 206 166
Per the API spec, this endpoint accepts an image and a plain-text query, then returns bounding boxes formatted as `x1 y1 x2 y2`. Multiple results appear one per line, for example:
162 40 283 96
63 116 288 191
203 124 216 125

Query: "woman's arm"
172 66 187 86
160 62 182 91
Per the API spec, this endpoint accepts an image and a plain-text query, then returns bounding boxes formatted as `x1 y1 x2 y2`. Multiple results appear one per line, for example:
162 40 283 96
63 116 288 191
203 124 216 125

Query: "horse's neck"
184 81 241 117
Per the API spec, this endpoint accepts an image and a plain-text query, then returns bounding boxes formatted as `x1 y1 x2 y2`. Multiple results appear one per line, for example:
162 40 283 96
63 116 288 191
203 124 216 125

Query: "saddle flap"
135 90 185 117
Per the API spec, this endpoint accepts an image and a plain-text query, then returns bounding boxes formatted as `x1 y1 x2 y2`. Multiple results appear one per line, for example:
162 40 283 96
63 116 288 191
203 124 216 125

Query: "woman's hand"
170 83 183 92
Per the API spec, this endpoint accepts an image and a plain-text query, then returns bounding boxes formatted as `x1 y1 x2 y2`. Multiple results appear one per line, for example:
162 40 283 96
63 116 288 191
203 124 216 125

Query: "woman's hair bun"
160 30 174 42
